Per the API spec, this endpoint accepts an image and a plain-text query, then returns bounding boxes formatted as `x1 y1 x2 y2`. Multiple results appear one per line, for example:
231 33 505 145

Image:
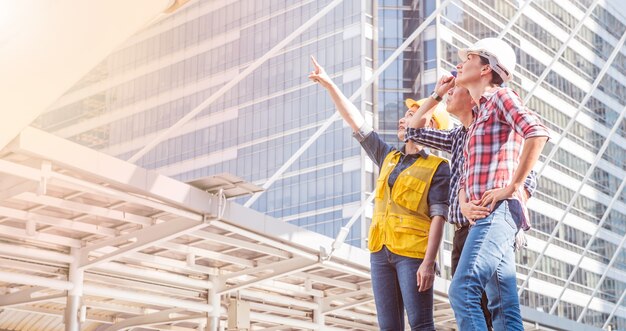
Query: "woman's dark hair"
479 56 504 86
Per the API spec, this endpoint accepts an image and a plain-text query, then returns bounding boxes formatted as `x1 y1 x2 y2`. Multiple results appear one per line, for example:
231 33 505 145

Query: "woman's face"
455 53 485 88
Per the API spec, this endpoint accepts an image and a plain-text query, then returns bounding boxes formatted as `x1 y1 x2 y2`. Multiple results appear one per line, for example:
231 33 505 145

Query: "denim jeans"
449 200 523 331
370 245 435 331
452 225 493 330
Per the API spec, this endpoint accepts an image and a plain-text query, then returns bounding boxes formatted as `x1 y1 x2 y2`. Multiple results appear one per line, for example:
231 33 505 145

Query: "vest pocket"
392 176 427 211
391 219 429 255
375 178 386 199
367 221 383 252
394 224 427 235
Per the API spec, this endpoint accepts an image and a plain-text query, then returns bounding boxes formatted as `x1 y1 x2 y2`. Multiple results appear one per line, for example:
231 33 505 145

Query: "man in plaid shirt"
405 76 538 331
447 38 550 331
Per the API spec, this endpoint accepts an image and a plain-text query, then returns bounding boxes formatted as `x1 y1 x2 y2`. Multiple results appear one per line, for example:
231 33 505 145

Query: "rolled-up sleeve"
427 161 450 220
353 123 394 168
496 88 551 140
523 170 538 197
405 127 455 153
353 123 374 142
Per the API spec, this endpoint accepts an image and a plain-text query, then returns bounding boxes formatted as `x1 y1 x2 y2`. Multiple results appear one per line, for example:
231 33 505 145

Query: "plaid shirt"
460 87 550 229
406 125 538 226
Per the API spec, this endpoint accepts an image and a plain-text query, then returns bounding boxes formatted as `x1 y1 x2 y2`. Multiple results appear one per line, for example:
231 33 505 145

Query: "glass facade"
34 0 625 329
34 0 373 247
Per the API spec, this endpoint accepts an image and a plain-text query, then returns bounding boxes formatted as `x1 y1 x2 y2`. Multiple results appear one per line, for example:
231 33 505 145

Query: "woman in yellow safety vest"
309 56 451 331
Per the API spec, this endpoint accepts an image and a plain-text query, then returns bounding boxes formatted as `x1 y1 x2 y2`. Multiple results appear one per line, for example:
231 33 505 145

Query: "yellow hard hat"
404 98 451 130
431 102 451 130
405 98 425 109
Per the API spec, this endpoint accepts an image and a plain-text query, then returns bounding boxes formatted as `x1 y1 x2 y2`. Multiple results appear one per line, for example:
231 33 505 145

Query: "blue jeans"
449 200 523 331
370 245 435 331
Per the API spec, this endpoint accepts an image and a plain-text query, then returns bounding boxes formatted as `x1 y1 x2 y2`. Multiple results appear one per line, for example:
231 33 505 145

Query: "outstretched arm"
309 56 364 132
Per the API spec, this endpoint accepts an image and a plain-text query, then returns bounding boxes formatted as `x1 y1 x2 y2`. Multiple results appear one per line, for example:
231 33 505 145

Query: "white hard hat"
458 38 516 82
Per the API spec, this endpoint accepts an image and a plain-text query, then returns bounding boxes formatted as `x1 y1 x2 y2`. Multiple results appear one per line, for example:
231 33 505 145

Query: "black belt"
454 222 469 230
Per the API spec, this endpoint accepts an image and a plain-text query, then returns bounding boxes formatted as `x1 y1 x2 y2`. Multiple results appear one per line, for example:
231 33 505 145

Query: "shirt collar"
400 145 429 159
479 87 499 105
471 105 479 117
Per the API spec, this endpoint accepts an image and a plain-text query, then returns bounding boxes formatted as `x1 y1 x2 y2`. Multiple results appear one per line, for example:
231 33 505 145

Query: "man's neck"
459 111 474 128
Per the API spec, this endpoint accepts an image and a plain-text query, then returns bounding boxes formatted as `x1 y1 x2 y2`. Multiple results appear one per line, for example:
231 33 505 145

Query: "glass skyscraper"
36 0 374 248
33 0 626 329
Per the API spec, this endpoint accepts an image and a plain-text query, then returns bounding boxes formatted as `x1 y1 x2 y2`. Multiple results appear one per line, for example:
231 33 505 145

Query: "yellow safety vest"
368 150 446 259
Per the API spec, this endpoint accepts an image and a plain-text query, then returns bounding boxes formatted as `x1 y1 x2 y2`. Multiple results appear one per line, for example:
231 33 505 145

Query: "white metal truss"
604 287 626 329
496 0 533 38
547 173 626 314
520 0 600 105
2 0 622 329
0 127 579 331
519 102 626 298
577 215 626 322
102 308 203 331
535 27 626 176
0 287 66 308
518 31 626 296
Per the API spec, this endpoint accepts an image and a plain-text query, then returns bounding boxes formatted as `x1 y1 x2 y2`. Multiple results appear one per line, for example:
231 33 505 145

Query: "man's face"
455 53 485 88
445 86 473 117
398 106 435 141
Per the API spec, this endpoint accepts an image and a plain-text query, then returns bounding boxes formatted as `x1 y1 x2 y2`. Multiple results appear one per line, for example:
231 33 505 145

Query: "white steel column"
207 275 221 331
519 104 626 296
65 248 84 331
548 175 626 314
314 297 325 328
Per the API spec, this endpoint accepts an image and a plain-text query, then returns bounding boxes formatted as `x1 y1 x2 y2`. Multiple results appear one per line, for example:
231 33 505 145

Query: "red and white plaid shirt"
460 87 550 229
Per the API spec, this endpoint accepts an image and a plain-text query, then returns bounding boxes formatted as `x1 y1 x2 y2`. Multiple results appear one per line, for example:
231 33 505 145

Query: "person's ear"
480 65 490 76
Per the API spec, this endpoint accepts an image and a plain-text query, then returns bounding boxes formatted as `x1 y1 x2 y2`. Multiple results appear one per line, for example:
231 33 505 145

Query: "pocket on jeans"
502 200 517 230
